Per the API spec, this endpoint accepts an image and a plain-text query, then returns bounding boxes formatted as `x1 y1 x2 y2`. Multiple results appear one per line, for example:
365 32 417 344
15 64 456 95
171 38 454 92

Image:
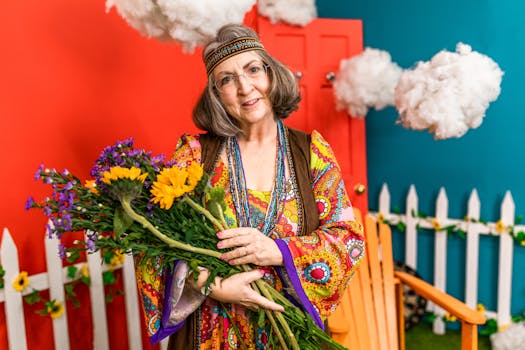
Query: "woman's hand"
217 227 283 266
191 268 284 312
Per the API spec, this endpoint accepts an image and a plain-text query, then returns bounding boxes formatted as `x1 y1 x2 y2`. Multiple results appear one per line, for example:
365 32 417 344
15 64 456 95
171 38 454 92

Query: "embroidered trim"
205 37 265 75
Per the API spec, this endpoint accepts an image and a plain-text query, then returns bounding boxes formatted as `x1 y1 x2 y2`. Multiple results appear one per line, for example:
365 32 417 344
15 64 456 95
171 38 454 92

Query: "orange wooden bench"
328 211 486 350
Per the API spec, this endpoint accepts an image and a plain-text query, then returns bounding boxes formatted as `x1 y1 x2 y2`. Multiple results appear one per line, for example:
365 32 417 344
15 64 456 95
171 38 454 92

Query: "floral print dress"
135 130 365 349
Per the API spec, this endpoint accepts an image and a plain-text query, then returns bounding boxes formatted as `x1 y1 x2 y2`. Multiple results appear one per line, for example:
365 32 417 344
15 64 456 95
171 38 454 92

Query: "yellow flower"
46 300 64 319
377 213 385 223
186 162 204 188
101 166 147 185
13 271 30 292
499 323 510 331
432 219 441 231
84 180 99 195
151 164 202 210
495 220 506 234
444 312 457 322
110 251 125 267
80 264 89 278
477 303 485 313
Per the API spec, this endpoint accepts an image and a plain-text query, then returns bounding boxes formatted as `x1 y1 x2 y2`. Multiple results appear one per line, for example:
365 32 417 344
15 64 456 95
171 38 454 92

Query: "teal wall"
317 1 525 317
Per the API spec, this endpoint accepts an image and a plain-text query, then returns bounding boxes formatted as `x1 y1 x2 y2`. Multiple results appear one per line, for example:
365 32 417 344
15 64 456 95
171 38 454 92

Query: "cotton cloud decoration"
333 48 403 118
395 43 503 139
105 0 256 52
258 0 317 26
490 322 525 350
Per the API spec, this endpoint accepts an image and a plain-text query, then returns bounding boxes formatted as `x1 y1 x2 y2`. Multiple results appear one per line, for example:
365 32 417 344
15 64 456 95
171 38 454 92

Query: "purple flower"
86 238 96 251
34 164 44 180
58 244 67 259
24 196 34 210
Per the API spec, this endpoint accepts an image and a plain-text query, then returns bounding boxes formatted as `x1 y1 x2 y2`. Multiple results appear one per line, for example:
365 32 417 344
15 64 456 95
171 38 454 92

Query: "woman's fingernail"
216 232 222 238
259 269 266 275
217 242 222 248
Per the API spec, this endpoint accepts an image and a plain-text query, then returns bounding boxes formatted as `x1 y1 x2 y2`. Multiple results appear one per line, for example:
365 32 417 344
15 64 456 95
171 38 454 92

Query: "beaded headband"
204 37 265 75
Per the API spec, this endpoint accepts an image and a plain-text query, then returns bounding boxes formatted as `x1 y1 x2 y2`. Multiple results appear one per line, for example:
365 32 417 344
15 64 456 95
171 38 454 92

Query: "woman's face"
212 51 274 129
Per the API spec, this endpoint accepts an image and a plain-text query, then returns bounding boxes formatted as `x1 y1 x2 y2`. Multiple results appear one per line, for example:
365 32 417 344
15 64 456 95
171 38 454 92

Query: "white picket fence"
371 184 519 335
0 226 169 350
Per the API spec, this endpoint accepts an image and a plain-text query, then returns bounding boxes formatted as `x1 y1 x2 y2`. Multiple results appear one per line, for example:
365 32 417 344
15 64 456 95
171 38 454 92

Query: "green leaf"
67 266 78 279
114 206 134 239
516 215 523 224
24 289 42 305
103 270 116 285
480 318 498 335
80 276 91 286
65 284 75 296
457 229 466 239
396 221 406 233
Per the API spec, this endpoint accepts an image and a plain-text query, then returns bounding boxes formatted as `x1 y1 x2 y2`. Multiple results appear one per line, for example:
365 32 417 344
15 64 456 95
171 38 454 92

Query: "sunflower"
444 312 457 322
80 264 89 278
46 300 64 319
151 165 201 209
431 219 441 231
13 271 30 292
101 166 147 185
495 220 506 234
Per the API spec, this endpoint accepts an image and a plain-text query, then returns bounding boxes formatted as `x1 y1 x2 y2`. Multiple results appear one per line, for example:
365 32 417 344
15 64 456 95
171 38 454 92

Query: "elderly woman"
135 24 365 349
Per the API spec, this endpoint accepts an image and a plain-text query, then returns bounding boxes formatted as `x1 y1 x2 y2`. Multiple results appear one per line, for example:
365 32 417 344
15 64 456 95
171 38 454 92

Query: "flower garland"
5 249 124 319
376 209 525 245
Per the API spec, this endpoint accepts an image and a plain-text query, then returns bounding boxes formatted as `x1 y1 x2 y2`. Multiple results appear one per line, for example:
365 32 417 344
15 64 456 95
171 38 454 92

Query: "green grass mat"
406 322 492 350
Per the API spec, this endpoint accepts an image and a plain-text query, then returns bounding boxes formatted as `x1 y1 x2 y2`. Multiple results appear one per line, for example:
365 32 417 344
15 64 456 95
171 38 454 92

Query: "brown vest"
168 127 319 349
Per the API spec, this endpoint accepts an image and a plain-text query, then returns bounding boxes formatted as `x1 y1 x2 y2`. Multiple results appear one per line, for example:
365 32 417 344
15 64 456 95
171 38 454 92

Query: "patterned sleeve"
135 134 204 344
275 130 365 323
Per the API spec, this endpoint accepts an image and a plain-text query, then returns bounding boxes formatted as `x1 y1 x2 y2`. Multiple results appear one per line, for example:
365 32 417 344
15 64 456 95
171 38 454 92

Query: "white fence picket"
1 228 28 350
497 192 514 327
44 226 70 350
122 254 142 350
86 232 110 350
465 190 481 309
432 188 448 335
405 185 418 269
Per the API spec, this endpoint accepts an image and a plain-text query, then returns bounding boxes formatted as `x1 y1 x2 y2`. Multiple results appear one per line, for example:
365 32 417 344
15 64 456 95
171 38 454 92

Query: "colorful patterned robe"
135 130 365 349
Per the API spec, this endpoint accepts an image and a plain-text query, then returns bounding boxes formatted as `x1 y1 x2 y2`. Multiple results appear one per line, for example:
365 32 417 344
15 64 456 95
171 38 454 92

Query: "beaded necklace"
226 120 288 235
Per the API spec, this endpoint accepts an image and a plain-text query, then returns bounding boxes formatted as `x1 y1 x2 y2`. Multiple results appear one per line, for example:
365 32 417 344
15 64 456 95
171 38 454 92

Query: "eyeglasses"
213 62 268 93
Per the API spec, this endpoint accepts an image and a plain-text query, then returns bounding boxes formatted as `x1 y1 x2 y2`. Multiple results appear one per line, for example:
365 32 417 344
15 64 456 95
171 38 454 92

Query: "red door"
257 17 368 214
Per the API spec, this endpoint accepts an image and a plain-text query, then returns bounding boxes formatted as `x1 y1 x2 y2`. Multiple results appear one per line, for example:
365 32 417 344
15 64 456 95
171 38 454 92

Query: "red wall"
0 1 210 348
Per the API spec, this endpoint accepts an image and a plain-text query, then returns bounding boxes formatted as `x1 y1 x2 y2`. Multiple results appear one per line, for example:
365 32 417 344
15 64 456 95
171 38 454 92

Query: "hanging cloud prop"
258 0 317 27
395 43 503 139
105 0 256 52
333 48 403 118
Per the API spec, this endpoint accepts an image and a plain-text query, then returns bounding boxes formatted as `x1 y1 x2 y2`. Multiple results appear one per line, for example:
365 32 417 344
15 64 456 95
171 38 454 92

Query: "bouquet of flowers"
28 138 347 350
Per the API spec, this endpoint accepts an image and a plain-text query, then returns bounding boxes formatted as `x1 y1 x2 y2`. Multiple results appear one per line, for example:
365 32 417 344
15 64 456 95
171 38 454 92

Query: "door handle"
354 183 366 195
325 71 336 82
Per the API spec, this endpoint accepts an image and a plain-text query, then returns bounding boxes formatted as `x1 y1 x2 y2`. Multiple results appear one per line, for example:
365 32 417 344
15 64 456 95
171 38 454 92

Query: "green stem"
120 197 222 259
264 307 289 350
182 196 226 231
241 265 300 350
